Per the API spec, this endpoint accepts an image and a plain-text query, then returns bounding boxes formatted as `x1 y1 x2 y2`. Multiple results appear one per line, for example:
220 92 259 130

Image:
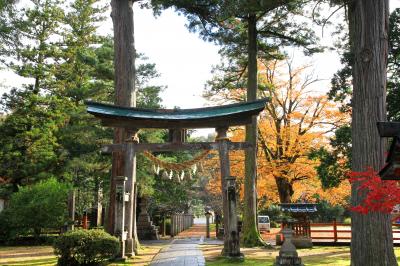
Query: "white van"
258 215 270 232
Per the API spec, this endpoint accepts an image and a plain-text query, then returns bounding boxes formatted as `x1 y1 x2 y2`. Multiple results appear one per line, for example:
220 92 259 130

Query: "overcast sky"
130 1 400 109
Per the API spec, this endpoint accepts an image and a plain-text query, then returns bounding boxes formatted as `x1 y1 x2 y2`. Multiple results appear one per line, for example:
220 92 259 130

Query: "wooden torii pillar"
86 99 268 259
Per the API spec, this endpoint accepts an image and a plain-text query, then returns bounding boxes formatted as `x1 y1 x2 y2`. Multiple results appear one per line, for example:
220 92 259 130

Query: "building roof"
86 98 268 129
279 203 318 213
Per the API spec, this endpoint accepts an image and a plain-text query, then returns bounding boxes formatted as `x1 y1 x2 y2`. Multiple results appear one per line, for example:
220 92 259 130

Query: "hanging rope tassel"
188 171 193 180
180 171 185 181
162 170 169 180
192 164 197 175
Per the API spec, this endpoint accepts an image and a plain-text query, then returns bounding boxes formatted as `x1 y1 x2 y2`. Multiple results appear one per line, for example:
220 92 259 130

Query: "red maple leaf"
349 167 400 214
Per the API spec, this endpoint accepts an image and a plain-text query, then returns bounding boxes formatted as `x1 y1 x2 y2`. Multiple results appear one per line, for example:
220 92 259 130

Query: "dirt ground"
175 224 216 238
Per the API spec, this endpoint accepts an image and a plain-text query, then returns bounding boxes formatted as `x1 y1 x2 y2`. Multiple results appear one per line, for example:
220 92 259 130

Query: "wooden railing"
170 214 194 237
310 220 400 242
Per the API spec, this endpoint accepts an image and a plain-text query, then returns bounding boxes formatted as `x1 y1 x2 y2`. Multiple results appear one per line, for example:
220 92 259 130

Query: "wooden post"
125 132 139 257
333 219 338 243
67 190 75 231
206 212 211 238
82 213 88 229
215 213 220 238
115 176 128 260
162 216 166 237
171 215 175 237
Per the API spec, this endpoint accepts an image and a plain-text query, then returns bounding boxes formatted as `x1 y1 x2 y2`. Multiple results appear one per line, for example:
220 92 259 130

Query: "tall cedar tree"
312 9 400 190
348 0 397 265
330 8 400 122
109 0 139 254
151 0 320 247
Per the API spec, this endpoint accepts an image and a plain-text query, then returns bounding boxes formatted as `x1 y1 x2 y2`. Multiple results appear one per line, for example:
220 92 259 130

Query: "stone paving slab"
150 237 205 266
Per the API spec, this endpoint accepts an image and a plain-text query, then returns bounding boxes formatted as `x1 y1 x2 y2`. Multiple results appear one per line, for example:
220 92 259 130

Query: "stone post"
226 176 241 257
94 186 103 227
216 127 230 254
115 176 128 260
216 127 242 258
124 131 138 257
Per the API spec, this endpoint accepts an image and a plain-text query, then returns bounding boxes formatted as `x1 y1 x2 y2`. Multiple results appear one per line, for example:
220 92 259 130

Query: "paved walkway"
150 237 206 266
175 224 216 238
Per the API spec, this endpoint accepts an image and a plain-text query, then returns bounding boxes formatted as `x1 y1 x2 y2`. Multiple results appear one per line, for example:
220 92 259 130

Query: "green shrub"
259 204 282 223
310 200 347 222
0 178 69 241
53 229 120 266
270 221 280 228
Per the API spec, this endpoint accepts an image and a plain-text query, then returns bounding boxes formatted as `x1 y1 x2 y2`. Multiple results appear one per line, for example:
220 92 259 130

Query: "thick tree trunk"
275 177 293 203
243 13 264 247
349 1 397 265
107 0 137 247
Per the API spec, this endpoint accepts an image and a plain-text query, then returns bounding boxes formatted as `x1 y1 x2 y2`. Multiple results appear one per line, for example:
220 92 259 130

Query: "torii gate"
86 98 268 259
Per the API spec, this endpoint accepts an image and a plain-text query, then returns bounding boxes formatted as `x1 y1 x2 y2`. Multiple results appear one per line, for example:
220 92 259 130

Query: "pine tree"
11 0 65 92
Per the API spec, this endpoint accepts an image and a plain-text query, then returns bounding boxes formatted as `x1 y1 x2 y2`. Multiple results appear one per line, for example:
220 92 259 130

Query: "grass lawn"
1 242 399 265
202 245 400 266
0 246 56 266
0 240 170 266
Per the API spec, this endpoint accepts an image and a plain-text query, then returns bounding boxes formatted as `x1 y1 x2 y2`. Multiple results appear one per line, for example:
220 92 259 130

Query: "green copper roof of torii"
85 98 269 129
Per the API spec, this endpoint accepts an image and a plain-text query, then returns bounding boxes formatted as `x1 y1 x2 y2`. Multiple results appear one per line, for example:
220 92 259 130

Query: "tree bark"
107 0 137 244
275 177 293 203
349 0 397 265
243 13 264 247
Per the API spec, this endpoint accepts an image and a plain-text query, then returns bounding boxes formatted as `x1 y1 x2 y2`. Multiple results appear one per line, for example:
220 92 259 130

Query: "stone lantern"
275 218 304 266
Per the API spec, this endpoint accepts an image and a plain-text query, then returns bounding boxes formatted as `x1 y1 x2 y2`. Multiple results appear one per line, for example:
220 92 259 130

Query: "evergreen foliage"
0 0 165 222
0 178 69 241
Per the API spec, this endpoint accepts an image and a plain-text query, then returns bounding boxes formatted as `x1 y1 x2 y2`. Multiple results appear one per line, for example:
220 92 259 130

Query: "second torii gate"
86 98 268 259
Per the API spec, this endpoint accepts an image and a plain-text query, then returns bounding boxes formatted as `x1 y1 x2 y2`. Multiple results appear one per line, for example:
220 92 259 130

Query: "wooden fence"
170 214 194 237
310 221 400 242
